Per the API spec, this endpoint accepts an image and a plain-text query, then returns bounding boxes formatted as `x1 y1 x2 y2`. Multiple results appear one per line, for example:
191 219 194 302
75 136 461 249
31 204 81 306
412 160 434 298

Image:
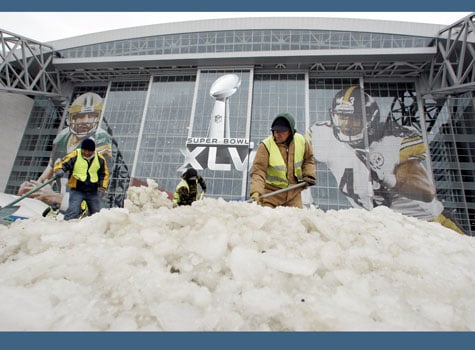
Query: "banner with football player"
17 92 113 212
308 83 465 234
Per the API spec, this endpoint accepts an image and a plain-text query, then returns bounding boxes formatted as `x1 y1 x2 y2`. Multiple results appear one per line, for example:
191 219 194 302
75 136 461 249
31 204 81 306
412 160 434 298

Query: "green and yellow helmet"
67 92 104 136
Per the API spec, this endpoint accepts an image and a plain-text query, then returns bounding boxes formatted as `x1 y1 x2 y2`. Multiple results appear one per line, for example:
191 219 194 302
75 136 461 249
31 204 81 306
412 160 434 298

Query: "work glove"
251 192 262 204
54 169 65 179
303 175 317 187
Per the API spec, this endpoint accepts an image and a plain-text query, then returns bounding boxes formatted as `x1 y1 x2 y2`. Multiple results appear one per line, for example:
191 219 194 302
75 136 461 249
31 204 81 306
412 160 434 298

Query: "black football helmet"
330 86 380 145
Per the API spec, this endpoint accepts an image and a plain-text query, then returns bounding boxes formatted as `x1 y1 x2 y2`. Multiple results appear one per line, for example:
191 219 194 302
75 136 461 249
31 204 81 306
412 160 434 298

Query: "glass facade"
5 23 474 236
6 97 65 194
59 29 432 59
426 92 475 234
100 81 149 207
134 75 196 196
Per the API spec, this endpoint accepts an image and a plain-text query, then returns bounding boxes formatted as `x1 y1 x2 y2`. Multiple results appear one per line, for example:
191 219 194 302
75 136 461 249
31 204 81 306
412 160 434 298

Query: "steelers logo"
369 152 384 169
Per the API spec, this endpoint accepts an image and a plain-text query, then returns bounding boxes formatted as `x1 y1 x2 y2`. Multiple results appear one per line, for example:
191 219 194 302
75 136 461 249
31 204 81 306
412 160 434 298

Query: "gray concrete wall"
0 92 33 192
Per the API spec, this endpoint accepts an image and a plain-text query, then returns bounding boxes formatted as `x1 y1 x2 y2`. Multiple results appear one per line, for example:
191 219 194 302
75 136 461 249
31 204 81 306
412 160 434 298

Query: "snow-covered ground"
0 180 474 331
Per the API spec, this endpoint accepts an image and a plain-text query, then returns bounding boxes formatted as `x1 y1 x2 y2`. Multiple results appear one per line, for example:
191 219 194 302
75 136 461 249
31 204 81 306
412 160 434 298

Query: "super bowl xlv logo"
180 137 251 171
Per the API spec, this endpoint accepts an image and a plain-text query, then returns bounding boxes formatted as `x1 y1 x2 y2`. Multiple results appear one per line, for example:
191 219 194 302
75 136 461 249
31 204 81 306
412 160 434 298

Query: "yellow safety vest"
262 133 305 188
72 149 100 183
173 179 189 204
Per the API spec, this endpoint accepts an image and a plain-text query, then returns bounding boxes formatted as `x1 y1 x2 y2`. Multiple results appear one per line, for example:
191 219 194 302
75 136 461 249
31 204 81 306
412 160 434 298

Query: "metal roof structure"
1 14 473 97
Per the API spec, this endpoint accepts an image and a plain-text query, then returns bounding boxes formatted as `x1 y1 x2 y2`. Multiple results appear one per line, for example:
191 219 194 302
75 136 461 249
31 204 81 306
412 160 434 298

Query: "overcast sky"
0 12 472 42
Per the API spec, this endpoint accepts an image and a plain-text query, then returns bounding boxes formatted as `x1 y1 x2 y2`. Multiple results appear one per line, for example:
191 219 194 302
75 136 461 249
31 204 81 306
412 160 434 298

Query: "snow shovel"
0 176 58 220
246 182 307 203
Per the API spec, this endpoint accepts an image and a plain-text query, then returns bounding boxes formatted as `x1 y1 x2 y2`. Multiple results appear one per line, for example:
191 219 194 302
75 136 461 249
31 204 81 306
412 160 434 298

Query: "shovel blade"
0 205 21 220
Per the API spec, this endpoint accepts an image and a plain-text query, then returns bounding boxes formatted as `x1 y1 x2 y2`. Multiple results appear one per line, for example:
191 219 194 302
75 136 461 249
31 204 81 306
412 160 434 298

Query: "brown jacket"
250 133 316 208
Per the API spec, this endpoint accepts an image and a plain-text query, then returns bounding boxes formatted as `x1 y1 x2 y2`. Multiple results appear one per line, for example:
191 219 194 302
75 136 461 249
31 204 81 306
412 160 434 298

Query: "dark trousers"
64 189 101 221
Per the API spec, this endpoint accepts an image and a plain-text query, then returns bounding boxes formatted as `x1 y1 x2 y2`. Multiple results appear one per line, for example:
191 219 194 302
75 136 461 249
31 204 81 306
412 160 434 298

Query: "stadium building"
1 14 474 235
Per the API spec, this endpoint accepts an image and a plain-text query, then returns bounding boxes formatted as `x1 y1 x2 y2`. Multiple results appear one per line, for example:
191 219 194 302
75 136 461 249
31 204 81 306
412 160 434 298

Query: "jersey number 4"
339 168 363 207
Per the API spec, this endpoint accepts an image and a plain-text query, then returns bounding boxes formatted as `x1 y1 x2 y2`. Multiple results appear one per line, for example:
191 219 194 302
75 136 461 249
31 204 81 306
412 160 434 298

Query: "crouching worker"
53 138 109 220
173 167 207 207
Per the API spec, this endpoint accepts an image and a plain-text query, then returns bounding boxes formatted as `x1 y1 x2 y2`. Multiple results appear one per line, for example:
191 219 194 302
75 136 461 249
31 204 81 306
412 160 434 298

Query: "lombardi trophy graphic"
208 74 241 139
181 73 248 173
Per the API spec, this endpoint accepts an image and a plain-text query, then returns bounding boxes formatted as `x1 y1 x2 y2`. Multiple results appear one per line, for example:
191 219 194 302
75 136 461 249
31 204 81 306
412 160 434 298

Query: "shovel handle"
1 176 57 209
247 182 307 203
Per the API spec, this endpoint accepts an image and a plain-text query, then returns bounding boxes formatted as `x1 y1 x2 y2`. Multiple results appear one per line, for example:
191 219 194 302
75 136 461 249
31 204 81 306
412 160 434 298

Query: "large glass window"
133 75 196 195
101 81 149 207
425 92 474 234
6 97 67 194
251 73 306 143
59 29 432 59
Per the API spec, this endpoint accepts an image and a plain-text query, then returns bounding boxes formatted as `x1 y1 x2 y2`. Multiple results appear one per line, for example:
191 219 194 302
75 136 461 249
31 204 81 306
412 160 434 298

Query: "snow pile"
0 180 474 331
124 178 174 212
